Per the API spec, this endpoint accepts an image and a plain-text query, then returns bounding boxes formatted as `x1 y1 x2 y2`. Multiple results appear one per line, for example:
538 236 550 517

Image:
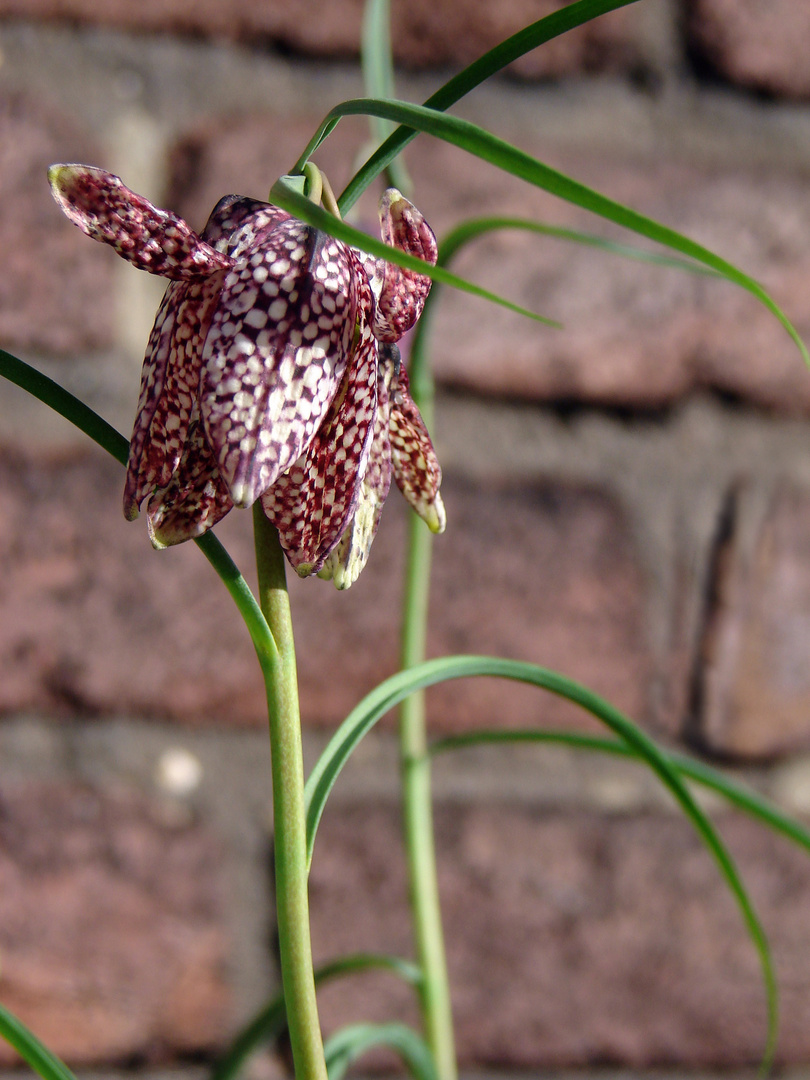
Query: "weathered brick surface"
168 114 810 412
0 450 653 733
0 0 644 78
688 0 810 99
0 780 228 1064
699 486 810 759
0 92 114 357
310 802 810 1066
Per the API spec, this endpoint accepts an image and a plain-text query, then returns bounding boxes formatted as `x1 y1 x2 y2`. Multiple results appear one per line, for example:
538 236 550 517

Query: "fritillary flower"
48 164 445 587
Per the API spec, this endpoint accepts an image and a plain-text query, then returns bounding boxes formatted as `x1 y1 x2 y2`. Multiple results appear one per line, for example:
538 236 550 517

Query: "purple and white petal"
201 221 359 508
124 272 225 519
262 306 378 576
389 367 445 534
48 164 232 279
202 196 291 254
147 413 234 548
318 347 397 589
372 189 437 343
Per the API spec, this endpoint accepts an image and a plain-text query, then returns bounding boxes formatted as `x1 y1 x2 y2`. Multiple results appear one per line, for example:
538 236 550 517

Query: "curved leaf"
211 953 421 1080
292 0 642 199
431 729 810 856
407 214 720 397
0 1002 77 1080
324 1023 437 1080
304 655 777 1065
297 99 808 367
269 179 560 327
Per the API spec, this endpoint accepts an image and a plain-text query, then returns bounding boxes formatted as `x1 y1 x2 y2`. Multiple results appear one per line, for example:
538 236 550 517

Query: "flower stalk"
399 320 456 1080
253 503 328 1080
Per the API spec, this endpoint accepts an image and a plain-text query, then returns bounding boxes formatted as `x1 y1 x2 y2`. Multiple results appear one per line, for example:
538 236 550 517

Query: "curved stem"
398 362 457 1080
253 504 327 1080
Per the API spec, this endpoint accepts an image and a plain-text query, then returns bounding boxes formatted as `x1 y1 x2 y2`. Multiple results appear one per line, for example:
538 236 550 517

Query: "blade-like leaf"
407 214 721 396
0 1002 78 1080
437 216 721 275
304 655 777 1065
324 1023 437 1080
292 0 642 198
431 729 810 857
211 953 422 1080
296 99 808 367
269 179 560 328
0 349 276 667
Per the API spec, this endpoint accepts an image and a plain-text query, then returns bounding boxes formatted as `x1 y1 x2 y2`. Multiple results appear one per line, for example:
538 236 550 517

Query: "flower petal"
373 189 437 343
389 367 446 533
146 413 234 548
201 196 291 253
261 305 378 576
318 345 398 590
48 164 233 279
201 221 360 508
124 272 226 520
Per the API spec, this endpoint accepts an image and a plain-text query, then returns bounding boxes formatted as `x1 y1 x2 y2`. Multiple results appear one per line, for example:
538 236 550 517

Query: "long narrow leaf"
304 655 777 1065
291 0 642 201
324 1023 437 1080
0 1002 77 1080
407 214 720 397
430 729 810 857
296 99 807 366
269 179 560 327
0 349 276 666
437 216 721 275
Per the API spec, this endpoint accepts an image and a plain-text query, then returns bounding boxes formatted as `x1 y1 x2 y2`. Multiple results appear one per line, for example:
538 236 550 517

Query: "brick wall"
2 0 810 1073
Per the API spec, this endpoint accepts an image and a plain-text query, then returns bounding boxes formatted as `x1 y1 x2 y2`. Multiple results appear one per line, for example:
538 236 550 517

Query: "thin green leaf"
291 0 642 199
269 178 560 327
0 348 129 465
407 214 720 397
0 1001 78 1080
300 99 808 367
304 656 777 1066
0 349 277 667
211 954 421 1080
324 1023 437 1080
431 728 810 857
437 216 721 275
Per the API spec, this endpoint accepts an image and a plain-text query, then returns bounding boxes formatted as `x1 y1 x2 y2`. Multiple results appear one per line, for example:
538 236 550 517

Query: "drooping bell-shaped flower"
48 163 444 587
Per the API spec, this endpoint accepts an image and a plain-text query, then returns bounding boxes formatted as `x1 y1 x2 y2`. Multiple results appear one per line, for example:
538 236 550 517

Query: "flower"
48 164 445 587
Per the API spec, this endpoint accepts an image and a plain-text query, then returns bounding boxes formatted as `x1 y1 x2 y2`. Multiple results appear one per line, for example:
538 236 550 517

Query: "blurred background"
3 0 810 1071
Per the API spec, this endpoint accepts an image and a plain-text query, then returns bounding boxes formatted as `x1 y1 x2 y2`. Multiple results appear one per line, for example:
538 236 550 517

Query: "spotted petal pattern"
49 163 445 586
201 219 359 508
261 264 378 575
373 189 437 343
48 164 232 279
124 272 226 520
147 411 234 548
389 367 446 533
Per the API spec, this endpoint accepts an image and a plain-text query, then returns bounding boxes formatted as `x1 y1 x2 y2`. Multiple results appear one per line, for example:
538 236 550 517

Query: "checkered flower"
48 164 445 587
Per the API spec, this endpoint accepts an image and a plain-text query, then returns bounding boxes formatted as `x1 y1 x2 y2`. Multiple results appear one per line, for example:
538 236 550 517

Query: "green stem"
398 362 457 1080
253 504 327 1080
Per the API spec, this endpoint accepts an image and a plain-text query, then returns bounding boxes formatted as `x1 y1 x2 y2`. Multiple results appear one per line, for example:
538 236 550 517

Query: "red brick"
699 486 810 759
0 0 645 78
0 448 655 734
0 780 228 1064
0 92 114 357
688 0 810 99
169 114 810 413
309 802 810 1066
